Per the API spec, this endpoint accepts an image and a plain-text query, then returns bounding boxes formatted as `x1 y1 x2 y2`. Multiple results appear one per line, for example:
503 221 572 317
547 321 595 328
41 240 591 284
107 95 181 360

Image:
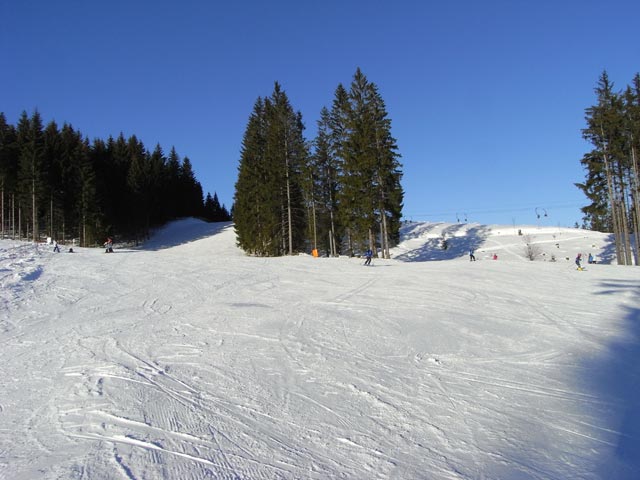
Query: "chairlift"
535 207 548 219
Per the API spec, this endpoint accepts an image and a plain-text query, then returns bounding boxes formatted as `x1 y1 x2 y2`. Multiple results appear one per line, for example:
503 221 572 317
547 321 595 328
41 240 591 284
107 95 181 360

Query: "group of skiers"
49 237 113 253
359 247 597 269
575 252 597 270
51 240 73 253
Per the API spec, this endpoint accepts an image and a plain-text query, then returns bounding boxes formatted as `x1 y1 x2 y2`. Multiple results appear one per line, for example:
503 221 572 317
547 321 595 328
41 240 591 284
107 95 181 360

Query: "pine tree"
312 106 342 256
42 120 60 240
580 71 638 265
16 111 45 241
126 135 151 240
165 146 182 220
77 138 98 246
624 74 640 264
264 83 308 255
54 122 85 242
179 157 204 218
204 192 229 222
367 80 404 258
234 85 309 256
328 84 351 254
0 113 18 238
575 149 611 231
148 144 168 226
335 69 404 257
234 97 270 254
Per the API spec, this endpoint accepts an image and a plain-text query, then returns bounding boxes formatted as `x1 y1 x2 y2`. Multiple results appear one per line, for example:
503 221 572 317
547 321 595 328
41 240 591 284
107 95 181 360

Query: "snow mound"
141 218 234 250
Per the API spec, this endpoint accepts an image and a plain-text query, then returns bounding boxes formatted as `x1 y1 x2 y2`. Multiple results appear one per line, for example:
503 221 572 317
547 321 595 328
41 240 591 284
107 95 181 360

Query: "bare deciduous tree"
523 235 542 261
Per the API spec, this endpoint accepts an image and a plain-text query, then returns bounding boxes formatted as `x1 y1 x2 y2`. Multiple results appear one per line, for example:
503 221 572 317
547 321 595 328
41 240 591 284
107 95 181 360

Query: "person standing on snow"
363 248 373 266
575 253 583 269
53 240 60 253
469 249 476 261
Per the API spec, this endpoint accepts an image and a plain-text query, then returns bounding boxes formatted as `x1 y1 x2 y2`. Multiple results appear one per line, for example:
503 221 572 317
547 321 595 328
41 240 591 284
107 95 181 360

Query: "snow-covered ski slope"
1 219 639 479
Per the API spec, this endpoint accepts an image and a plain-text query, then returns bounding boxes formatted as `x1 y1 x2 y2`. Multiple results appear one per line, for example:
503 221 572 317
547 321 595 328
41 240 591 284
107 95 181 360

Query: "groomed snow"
1 219 639 479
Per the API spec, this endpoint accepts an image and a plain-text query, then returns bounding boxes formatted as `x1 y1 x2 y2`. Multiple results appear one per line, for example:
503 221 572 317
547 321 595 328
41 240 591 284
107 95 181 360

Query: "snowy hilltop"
1 218 639 479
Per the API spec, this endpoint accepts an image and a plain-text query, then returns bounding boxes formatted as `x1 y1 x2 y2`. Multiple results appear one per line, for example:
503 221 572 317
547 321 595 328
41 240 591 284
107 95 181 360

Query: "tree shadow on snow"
596 233 617 265
138 220 233 251
394 224 491 262
585 279 640 478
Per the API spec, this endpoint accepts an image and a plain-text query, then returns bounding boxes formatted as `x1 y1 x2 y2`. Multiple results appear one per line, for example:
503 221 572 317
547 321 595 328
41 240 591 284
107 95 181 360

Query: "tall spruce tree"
331 69 404 257
165 146 182 220
126 135 151 240
148 144 168 226
580 71 639 265
234 97 270 254
234 84 308 256
265 83 308 255
311 107 342 256
179 157 204 218
77 138 98 246
0 113 18 238
16 111 45 241
369 81 404 258
203 192 230 222
624 74 640 263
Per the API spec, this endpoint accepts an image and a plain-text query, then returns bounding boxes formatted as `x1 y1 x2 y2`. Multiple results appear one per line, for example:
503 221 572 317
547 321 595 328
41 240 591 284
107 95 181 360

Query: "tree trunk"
50 195 53 239
11 194 15 240
619 193 632 265
308 171 317 251
382 211 390 259
369 228 375 256
631 142 640 265
601 126 624 263
283 131 293 255
328 171 337 256
31 176 37 242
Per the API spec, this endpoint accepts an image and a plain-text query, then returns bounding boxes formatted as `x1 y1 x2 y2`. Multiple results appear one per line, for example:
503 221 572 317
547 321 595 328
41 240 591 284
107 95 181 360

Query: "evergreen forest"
234 68 404 258
0 111 230 247
578 71 640 266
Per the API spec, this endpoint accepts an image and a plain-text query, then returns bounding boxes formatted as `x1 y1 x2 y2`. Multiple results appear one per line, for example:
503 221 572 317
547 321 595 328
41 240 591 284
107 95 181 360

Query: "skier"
588 253 594 264
469 249 476 261
575 253 583 270
53 241 60 253
104 237 114 253
363 248 373 266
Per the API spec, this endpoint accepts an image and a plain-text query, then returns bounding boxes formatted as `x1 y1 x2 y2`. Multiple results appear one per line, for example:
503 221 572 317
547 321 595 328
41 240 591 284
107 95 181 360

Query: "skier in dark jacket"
575 253 582 269
363 249 373 266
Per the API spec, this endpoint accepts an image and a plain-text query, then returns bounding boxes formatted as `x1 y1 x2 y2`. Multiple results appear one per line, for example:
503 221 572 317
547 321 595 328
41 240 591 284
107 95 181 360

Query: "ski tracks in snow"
57 335 292 479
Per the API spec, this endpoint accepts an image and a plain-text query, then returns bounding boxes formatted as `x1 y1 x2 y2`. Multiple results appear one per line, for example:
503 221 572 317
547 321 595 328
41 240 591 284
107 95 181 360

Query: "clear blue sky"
2 0 639 227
